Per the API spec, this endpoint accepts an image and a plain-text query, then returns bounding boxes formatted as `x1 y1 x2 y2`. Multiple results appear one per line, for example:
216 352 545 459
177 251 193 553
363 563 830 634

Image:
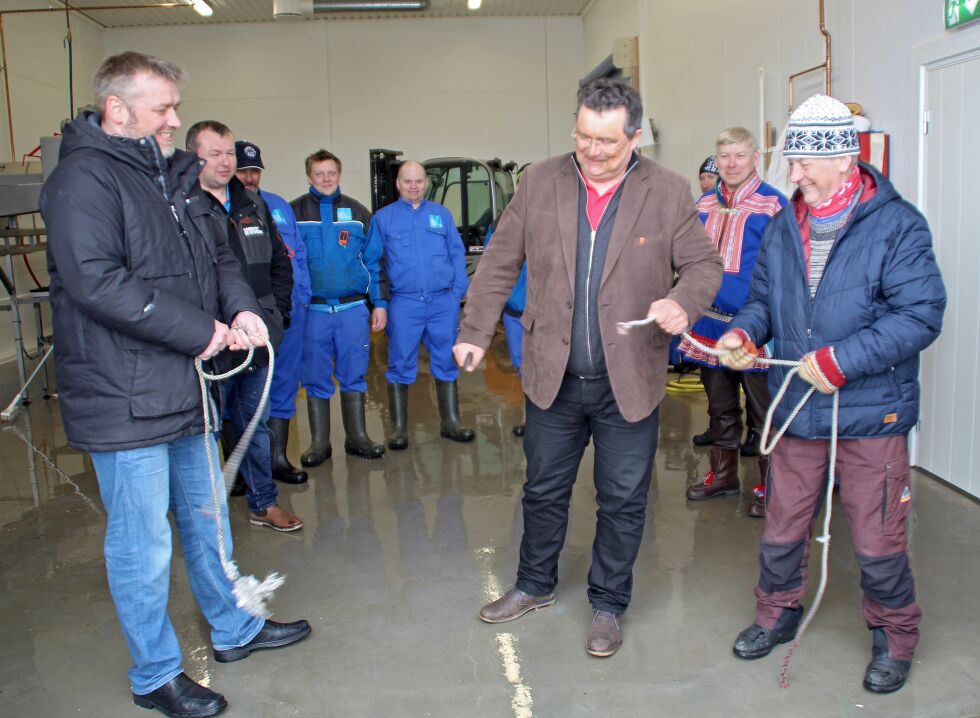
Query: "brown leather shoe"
686 447 740 500
249 504 304 532
479 588 555 624
586 610 622 657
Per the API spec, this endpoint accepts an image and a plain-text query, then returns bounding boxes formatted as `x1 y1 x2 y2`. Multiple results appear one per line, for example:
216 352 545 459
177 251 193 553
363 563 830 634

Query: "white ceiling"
51 0 594 29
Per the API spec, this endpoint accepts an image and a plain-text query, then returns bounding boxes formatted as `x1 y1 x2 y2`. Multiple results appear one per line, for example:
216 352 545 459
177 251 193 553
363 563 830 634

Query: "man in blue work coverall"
235 140 312 485
368 160 474 450
290 149 387 463
486 221 528 437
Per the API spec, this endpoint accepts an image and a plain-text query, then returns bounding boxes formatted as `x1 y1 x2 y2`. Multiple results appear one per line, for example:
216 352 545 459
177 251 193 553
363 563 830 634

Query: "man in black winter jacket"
40 52 309 718
186 120 301 533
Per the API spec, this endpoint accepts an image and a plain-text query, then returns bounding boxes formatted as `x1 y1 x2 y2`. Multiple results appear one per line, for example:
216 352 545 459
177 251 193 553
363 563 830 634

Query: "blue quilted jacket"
731 163 946 439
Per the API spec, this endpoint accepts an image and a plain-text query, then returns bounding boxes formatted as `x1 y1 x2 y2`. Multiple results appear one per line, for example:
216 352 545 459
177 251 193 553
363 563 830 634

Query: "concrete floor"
1 332 979 718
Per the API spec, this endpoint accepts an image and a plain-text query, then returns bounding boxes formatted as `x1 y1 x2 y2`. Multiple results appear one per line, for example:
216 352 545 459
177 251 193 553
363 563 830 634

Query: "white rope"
194 337 284 619
633 324 839 689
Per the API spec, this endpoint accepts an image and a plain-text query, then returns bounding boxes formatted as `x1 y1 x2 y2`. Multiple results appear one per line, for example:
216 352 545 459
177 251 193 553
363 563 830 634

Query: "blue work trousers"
269 302 307 419
90 434 264 695
502 312 524 375
385 291 460 384
301 303 370 399
223 367 278 513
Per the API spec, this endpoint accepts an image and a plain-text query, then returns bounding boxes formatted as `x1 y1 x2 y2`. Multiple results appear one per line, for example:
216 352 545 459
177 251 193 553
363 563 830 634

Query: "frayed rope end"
232 571 286 618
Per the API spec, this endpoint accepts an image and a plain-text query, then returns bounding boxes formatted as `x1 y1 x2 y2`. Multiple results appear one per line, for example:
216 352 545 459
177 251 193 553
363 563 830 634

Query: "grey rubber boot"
340 392 385 459
267 417 309 483
300 396 332 466
387 383 409 450
435 379 475 442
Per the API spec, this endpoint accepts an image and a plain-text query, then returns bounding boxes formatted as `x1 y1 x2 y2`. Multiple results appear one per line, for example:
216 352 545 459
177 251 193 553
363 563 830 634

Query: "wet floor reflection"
0 330 978 716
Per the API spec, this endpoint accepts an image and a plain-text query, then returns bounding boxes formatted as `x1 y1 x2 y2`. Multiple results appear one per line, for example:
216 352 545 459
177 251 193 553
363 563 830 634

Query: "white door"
916 50 980 498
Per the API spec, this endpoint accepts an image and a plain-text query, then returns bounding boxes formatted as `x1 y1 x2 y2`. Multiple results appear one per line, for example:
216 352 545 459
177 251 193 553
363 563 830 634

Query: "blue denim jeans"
90 434 264 695
223 366 278 513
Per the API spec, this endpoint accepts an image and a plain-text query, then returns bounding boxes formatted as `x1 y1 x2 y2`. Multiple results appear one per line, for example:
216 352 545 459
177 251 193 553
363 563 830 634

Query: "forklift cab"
369 149 517 278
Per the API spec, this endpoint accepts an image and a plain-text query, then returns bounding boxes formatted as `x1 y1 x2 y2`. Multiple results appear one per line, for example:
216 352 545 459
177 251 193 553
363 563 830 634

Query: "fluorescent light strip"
191 0 213 17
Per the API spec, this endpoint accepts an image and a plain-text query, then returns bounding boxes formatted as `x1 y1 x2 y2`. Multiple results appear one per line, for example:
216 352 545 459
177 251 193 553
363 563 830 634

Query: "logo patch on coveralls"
271 208 286 226
900 486 912 503
338 230 350 247
337 207 353 221
429 214 444 230
242 226 264 237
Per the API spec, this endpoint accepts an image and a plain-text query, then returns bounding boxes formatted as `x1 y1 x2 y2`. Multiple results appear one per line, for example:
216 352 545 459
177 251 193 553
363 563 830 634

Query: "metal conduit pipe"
787 0 832 113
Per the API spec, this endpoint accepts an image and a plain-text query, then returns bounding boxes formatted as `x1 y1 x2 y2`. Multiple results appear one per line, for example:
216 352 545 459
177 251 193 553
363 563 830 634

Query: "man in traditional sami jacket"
678 127 786 517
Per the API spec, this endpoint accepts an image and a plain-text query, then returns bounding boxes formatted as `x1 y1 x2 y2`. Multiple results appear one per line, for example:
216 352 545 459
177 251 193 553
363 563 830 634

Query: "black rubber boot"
436 379 475 442
221 419 247 496
340 392 385 459
301 396 332 467
267 417 308 484
387 382 409 450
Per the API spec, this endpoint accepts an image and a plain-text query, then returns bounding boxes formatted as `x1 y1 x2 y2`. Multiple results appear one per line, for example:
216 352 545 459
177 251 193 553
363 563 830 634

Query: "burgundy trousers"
754 434 921 659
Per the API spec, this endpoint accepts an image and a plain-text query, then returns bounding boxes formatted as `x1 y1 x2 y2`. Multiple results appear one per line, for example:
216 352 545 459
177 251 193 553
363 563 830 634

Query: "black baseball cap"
235 140 264 170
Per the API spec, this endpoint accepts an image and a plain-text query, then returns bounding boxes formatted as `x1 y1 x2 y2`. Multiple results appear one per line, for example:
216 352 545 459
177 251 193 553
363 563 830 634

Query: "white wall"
584 0 980 199
0 1 104 163
0 3 104 367
104 16 584 204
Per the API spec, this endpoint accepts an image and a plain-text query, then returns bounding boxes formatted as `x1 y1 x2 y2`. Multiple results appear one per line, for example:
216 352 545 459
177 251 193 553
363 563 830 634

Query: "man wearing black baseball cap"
235 140 313 486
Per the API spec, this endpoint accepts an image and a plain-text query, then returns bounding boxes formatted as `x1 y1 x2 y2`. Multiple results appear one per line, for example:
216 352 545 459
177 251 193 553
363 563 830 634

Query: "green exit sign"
946 0 980 28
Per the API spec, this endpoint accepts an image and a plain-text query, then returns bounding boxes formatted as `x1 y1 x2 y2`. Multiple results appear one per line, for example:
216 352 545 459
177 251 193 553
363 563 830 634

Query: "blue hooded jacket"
732 163 946 439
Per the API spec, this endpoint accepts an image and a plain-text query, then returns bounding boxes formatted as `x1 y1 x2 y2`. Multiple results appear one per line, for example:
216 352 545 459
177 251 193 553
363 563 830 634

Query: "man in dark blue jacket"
718 95 946 694
41 52 309 718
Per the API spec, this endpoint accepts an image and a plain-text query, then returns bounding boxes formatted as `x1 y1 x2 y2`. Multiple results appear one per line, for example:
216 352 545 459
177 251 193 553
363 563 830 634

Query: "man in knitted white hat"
715 94 946 693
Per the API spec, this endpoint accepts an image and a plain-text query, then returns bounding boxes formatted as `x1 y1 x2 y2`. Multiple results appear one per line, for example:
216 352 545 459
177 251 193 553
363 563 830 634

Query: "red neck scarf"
809 164 862 218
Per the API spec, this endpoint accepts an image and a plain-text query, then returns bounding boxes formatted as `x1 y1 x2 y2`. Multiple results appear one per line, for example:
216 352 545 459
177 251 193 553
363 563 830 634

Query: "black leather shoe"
740 429 760 457
863 627 911 693
863 656 911 693
733 607 802 659
132 672 226 717
692 428 714 446
213 619 311 663
228 474 246 497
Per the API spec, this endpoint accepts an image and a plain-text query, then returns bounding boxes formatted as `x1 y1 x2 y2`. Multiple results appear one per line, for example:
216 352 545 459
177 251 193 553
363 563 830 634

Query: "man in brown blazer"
454 78 722 657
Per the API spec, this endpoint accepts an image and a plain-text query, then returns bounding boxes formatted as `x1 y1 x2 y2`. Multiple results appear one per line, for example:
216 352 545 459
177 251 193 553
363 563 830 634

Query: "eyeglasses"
570 130 628 152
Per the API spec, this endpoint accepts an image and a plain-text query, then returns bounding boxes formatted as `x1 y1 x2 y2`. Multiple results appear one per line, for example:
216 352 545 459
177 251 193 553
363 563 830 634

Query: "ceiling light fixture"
467 0 482 9
190 0 213 17
274 1 430 18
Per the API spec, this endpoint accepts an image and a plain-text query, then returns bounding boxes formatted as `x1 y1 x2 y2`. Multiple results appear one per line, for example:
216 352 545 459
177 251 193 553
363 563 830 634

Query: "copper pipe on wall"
787 0 832 113
0 3 187 160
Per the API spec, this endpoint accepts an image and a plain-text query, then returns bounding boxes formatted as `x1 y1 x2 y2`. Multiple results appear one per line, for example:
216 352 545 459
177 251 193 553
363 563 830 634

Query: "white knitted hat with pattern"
783 94 860 158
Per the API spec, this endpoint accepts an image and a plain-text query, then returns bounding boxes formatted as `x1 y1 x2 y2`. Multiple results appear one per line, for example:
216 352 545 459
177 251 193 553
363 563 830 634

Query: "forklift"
369 149 517 278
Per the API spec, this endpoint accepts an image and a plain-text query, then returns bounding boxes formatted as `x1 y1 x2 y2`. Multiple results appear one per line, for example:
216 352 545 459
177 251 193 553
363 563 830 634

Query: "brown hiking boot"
687 446 740 500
